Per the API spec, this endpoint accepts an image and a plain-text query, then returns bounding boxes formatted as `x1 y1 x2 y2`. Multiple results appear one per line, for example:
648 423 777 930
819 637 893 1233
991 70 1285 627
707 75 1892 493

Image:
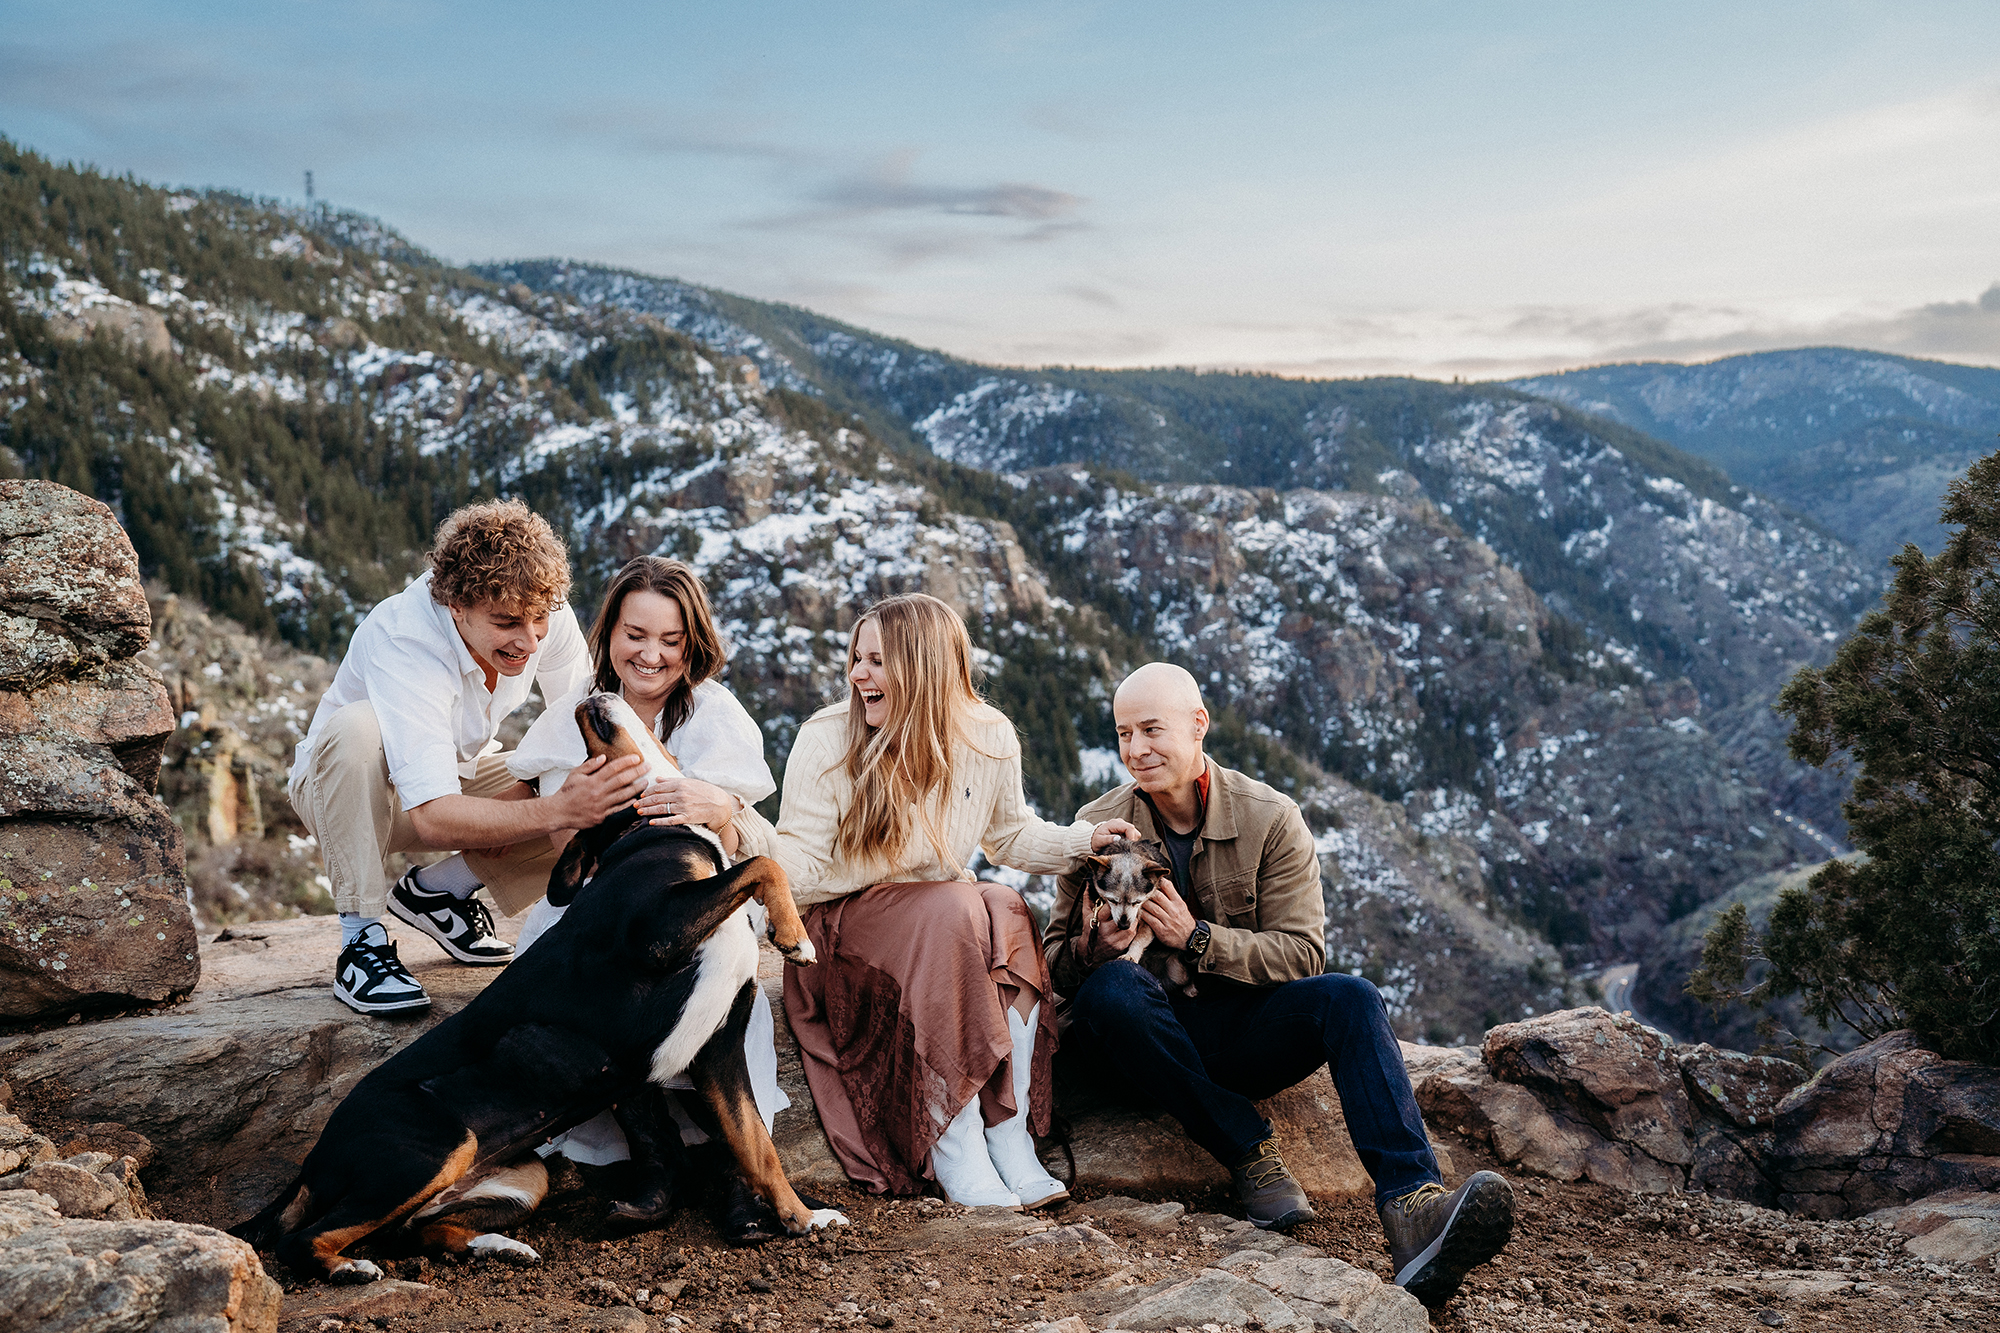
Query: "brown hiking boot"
1379 1171 1515 1307
1231 1140 1317 1231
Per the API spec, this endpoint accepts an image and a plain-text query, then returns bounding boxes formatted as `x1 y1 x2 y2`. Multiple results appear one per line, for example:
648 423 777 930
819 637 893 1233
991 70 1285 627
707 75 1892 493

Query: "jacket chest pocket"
1207 872 1258 926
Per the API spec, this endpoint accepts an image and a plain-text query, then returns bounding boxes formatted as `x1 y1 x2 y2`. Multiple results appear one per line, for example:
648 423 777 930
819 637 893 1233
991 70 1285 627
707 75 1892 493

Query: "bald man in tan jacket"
1044 664 1515 1310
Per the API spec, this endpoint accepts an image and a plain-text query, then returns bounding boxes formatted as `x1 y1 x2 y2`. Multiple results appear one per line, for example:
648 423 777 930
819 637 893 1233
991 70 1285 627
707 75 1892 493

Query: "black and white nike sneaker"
333 924 431 1015
387 867 514 965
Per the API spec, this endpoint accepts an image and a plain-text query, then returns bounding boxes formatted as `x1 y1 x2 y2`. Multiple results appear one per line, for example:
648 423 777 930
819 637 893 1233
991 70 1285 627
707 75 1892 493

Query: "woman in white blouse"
506 556 788 1214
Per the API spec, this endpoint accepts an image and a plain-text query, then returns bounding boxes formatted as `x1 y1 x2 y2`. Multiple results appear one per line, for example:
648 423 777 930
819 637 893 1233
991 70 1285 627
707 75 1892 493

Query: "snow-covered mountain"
1510 349 2000 573
4 143 1875 1038
486 260 1872 838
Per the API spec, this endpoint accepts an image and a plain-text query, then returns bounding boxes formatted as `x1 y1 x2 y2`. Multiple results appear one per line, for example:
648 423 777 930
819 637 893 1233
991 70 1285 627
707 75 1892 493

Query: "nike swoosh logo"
427 910 469 937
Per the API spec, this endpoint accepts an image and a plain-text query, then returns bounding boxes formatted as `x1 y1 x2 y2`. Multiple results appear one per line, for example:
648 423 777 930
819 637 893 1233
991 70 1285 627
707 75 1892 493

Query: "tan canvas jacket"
1043 758 1325 995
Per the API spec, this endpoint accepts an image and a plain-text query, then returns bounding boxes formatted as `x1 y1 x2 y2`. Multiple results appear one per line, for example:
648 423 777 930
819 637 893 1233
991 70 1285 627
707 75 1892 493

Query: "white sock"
414 854 482 899
929 1095 1019 1208
984 1004 1067 1206
340 915 384 947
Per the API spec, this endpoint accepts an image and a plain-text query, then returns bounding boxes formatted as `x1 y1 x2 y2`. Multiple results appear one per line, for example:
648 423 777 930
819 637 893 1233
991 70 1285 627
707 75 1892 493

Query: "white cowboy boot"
930 1095 1020 1207
983 1004 1069 1208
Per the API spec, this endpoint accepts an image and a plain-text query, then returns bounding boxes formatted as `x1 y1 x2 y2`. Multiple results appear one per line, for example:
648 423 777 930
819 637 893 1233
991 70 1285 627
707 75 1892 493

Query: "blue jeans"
1066 962 1440 1205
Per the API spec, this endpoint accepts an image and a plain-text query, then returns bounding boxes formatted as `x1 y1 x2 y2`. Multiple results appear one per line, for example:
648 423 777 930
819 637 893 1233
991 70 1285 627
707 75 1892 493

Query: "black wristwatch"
1183 920 1213 965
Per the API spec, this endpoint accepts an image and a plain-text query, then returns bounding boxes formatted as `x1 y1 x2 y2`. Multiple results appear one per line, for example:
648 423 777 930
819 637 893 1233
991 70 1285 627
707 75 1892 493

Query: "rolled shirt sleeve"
366 635 475 811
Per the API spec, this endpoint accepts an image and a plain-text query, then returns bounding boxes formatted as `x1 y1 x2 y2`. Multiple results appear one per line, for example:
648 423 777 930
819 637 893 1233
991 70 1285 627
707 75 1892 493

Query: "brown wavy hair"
427 499 571 613
832 593 989 876
586 557 725 741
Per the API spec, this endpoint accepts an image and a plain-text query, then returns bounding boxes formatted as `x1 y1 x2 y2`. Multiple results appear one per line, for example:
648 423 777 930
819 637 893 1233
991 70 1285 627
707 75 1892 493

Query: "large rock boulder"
10 916 1456 1220
1045 1055 1453 1201
0 917 511 1219
44 294 174 361
1408 1041 1618 1186
1480 1006 1695 1191
1410 1007 1813 1204
0 480 194 1018
1869 1187 2000 1266
1767 1030 2000 1217
0 1188 280 1333
1422 1009 2000 1217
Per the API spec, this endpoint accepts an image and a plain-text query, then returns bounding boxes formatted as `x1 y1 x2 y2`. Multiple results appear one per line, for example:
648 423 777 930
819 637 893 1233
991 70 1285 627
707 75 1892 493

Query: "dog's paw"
328 1258 383 1285
773 933 816 966
468 1233 541 1265
806 1208 849 1230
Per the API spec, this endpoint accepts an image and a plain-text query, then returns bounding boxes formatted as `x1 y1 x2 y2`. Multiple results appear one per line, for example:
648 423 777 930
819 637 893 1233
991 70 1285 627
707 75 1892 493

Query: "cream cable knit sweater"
737 700 1094 909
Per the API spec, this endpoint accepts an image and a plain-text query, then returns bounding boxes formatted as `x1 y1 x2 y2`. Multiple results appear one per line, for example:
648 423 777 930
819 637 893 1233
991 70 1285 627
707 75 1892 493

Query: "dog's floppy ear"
1079 852 1113 870
548 814 632 907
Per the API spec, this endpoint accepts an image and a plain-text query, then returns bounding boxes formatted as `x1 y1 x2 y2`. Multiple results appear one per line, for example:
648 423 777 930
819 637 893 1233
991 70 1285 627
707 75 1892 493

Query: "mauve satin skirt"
783 880 1056 1195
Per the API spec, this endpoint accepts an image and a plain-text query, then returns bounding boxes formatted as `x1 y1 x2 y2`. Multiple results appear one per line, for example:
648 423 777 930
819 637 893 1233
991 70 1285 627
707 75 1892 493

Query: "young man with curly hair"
289 500 650 1014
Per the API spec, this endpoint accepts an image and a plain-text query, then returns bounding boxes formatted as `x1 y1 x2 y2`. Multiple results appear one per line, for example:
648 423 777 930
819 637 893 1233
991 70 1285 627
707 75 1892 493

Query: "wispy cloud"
807 151 1082 221
731 149 1091 270
1185 283 2000 382
1060 283 1120 308
998 328 1172 365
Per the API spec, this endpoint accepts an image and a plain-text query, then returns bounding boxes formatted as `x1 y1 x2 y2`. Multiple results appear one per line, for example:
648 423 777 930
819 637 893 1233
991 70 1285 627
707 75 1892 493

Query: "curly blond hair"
426 499 571 613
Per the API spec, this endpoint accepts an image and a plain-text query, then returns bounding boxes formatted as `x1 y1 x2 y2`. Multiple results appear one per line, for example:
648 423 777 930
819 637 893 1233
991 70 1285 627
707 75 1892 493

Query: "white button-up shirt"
291 571 592 810
508 677 777 806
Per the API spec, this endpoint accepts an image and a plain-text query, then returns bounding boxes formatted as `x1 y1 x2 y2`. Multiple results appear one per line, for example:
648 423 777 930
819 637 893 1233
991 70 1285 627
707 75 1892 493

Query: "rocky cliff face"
0 481 197 1016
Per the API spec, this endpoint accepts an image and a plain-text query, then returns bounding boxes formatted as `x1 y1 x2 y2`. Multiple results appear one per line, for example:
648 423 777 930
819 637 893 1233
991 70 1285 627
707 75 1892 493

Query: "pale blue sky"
6 2 2000 374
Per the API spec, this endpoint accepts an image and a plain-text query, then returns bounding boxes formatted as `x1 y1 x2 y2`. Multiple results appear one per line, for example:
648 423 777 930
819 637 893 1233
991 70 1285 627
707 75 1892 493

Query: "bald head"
1115 662 1205 718
1113 663 1209 803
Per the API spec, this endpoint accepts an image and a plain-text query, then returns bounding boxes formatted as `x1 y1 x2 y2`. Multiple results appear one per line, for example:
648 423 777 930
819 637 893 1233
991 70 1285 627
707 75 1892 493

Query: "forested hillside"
486 260 1870 841
2 141 1859 1040
1512 348 2000 573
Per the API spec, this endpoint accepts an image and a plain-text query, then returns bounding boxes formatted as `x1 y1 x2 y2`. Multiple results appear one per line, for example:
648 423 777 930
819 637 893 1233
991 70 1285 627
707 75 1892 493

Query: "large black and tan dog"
235 693 840 1282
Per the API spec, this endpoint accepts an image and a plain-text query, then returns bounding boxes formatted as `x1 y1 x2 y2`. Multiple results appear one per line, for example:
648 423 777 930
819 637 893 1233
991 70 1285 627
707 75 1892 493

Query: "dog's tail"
228 1173 307 1249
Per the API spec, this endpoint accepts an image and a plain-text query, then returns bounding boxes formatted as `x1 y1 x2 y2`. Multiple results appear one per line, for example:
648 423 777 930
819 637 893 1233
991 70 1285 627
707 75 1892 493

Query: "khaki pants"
289 701 560 919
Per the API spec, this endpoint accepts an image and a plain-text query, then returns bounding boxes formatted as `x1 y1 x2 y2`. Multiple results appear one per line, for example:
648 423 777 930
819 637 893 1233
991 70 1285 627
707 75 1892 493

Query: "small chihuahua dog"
1080 837 1196 997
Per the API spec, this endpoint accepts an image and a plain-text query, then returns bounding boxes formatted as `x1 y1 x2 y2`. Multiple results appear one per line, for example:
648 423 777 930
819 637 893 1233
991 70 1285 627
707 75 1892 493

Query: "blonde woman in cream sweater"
757 593 1135 1207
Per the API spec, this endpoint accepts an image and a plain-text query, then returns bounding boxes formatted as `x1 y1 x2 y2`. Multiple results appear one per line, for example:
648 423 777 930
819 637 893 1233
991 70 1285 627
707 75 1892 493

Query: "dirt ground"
117 1130 1997 1333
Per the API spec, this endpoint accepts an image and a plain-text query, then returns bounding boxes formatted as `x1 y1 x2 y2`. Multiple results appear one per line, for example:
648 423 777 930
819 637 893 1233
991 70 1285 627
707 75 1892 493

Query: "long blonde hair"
832 594 983 875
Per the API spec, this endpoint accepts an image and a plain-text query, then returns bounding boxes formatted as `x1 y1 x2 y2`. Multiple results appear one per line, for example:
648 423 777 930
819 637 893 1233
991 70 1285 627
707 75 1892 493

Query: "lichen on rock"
0 480 196 1018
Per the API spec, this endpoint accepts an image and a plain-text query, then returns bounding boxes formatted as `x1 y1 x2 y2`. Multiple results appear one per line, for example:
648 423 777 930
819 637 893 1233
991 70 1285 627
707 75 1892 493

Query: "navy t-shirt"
1160 821 1198 903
